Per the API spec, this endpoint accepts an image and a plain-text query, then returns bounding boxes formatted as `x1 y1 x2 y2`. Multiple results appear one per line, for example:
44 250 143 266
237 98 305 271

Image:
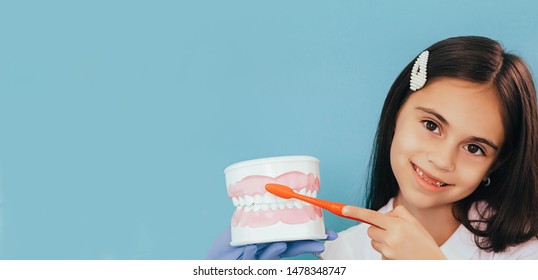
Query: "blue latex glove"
206 227 338 260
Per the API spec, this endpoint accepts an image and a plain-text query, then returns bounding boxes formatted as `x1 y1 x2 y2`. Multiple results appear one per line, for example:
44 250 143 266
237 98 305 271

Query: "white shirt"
321 198 538 259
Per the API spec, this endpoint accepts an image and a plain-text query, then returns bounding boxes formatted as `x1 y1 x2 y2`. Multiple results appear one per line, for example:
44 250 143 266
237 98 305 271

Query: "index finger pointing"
342 205 391 229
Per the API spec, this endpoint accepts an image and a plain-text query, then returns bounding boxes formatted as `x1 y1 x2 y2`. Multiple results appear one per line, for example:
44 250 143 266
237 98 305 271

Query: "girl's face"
390 77 505 210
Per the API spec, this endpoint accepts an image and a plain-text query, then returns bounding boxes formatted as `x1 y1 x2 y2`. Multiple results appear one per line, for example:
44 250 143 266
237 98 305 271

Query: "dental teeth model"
224 156 327 246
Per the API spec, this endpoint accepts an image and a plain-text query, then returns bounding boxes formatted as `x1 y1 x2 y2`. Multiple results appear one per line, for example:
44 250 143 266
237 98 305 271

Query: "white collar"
440 224 477 259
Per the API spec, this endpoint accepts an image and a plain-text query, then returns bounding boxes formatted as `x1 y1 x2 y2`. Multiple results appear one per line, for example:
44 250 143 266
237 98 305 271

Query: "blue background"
0 0 537 259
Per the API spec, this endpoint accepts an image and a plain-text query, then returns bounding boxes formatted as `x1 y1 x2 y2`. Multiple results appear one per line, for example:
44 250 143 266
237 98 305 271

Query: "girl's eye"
422 120 440 134
464 144 486 156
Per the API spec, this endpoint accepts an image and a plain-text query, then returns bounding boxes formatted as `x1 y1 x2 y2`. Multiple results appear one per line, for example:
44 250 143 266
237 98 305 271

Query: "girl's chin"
395 189 454 210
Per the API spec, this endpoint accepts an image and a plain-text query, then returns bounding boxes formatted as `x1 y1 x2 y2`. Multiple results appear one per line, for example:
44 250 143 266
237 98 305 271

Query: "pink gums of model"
227 171 322 228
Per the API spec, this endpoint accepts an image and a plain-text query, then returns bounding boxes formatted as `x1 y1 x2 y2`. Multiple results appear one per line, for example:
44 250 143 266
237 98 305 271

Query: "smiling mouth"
412 163 451 187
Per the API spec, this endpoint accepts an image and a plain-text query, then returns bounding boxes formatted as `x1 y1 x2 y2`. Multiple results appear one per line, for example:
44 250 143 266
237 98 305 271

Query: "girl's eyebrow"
415 107 448 125
415 106 499 151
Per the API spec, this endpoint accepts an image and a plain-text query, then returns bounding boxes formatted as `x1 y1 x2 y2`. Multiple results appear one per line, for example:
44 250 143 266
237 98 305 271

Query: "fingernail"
341 206 351 216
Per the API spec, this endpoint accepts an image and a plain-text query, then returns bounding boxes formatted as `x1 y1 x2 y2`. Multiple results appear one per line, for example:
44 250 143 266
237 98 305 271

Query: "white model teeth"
232 187 318 211
262 192 276 204
245 195 254 205
415 165 447 187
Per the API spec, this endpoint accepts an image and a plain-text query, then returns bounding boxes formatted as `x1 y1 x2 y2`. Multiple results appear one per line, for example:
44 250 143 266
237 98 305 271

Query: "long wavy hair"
366 36 538 252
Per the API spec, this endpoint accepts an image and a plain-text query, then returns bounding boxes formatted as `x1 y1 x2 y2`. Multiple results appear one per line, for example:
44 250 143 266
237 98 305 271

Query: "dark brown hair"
366 36 538 252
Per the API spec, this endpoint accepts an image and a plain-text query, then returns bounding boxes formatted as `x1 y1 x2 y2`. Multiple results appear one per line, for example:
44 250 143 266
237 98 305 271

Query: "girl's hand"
342 205 447 260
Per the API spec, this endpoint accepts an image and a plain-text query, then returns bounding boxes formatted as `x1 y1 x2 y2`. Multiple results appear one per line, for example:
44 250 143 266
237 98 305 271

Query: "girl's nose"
427 147 456 172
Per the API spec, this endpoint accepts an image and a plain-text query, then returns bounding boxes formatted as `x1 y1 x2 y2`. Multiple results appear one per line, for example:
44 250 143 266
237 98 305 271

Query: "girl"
323 36 538 259
207 36 538 259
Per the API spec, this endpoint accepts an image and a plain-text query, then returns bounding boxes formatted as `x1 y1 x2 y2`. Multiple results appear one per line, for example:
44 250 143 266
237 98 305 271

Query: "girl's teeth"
415 165 447 187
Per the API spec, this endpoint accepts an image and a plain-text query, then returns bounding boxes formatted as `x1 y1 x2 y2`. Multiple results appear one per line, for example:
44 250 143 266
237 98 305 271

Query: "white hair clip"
410 50 429 91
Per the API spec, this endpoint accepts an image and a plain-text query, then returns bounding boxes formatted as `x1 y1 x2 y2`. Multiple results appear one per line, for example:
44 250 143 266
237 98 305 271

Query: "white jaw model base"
225 156 327 246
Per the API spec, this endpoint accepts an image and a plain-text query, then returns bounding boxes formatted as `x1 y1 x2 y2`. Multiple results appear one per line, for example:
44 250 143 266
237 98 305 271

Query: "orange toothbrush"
265 183 372 225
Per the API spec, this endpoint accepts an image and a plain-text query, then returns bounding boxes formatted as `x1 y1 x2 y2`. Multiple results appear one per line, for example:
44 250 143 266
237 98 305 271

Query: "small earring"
482 177 491 187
